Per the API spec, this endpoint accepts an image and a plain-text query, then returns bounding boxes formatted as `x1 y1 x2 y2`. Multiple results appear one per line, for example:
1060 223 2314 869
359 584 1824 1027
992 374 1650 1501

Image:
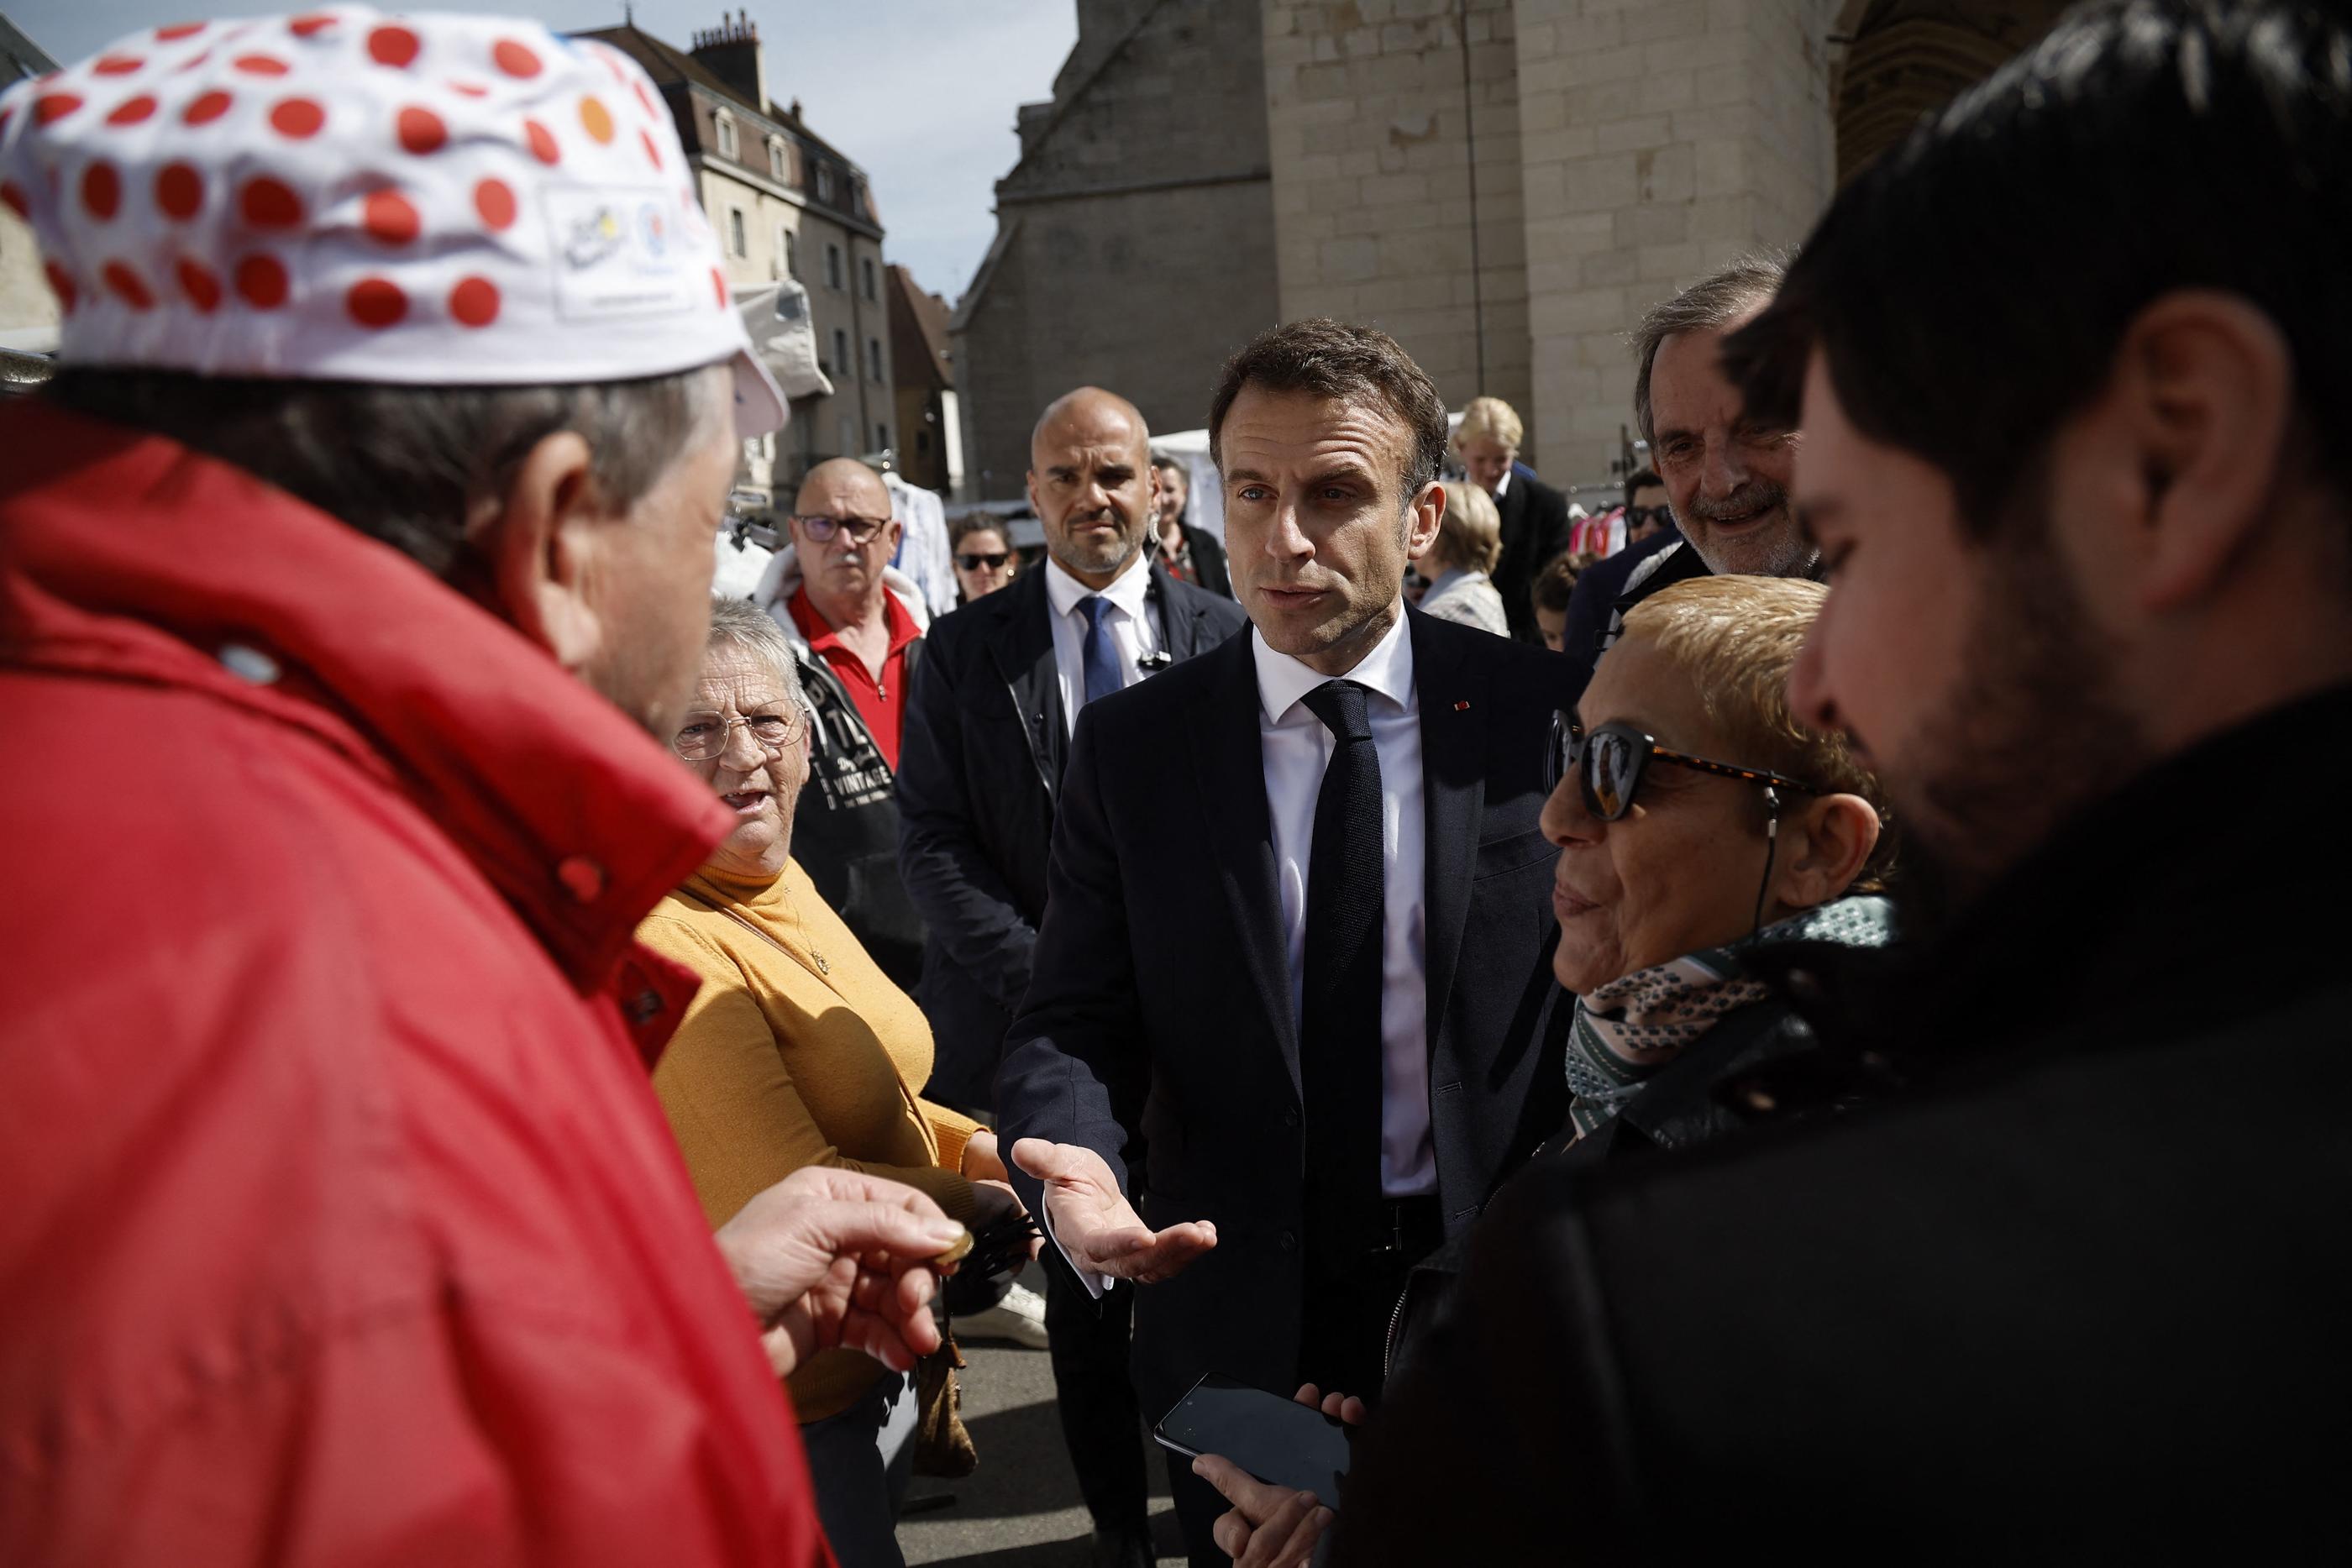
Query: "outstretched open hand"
1010 1137 1217 1283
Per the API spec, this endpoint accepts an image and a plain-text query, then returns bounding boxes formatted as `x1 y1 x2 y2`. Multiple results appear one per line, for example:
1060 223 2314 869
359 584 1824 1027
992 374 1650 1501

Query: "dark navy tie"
1299 679 1384 1264
1079 595 1122 710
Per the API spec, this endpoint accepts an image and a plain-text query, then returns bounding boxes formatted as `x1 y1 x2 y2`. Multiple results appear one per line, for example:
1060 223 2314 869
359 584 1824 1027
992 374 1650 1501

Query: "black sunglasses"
1624 504 1674 529
1546 713 1816 820
957 551 1011 571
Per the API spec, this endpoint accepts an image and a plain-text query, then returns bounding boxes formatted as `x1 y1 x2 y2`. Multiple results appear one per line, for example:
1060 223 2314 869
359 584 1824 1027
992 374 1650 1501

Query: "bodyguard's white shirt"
1252 611 1436 1198
1044 553 1164 736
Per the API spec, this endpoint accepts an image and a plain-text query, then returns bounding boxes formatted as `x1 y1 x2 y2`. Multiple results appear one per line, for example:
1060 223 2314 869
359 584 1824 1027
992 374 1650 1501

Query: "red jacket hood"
0 399 735 992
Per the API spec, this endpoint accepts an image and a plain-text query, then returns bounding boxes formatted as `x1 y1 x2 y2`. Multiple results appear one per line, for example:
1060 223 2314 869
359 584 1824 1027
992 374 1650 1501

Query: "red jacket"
0 403 832 1567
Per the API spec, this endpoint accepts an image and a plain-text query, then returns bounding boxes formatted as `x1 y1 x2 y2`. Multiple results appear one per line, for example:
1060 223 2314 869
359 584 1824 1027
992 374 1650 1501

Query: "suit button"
1278 1230 1297 1251
1282 1109 1300 1130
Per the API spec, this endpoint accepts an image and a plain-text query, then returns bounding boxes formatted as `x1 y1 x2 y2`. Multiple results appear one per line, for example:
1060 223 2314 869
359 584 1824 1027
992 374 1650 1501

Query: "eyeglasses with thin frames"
673 708 808 762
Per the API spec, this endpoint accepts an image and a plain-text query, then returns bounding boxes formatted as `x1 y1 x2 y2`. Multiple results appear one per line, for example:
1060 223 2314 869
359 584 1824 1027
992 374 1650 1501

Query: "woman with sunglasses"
1542 574 1896 1147
638 599 1035 1568
1373 576 1894 1396
949 513 1020 604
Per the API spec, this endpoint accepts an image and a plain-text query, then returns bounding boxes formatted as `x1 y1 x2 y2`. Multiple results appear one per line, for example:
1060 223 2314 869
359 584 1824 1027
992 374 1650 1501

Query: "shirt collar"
1493 466 1513 500
789 583 920 658
1045 550 1153 621
0 401 732 994
1252 604 1416 726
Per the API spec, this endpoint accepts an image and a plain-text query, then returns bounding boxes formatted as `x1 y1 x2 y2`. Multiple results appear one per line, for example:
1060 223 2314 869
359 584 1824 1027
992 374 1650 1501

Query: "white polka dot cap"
0 6 784 435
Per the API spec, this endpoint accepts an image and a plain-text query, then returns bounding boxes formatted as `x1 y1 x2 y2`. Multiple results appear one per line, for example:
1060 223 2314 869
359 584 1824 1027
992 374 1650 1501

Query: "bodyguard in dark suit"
899 388 1244 1568
1000 323 1572 1564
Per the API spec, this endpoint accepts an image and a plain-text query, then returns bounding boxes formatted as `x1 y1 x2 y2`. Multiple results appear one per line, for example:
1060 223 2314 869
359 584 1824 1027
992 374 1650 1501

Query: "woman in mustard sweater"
640 598 1028 1568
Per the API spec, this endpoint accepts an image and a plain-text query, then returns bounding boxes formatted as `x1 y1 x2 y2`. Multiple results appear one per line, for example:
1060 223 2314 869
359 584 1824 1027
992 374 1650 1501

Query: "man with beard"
1557 258 1811 700
898 389 1244 1566
1215 2 2352 1560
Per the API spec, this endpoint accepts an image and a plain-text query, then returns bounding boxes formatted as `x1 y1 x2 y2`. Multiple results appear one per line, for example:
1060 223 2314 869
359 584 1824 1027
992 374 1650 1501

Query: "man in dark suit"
1149 454 1233 598
1453 396 1569 644
899 387 1244 1568
999 322 1572 1563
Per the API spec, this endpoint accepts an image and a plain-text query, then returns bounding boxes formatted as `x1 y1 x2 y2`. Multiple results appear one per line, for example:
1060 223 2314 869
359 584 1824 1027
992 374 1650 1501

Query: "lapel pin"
1453 700 1472 711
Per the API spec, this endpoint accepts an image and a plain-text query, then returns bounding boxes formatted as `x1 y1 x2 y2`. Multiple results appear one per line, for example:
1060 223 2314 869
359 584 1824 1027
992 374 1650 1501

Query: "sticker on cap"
544 183 694 321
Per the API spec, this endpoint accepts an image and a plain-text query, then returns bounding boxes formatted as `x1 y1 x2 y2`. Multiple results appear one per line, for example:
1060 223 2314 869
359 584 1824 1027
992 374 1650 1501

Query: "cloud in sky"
8 0 1078 302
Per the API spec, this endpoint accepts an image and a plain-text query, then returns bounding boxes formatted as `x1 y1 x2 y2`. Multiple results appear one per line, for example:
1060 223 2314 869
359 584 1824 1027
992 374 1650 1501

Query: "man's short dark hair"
1208 318 1449 500
1631 255 1786 450
1722 0 2352 532
1624 466 1664 495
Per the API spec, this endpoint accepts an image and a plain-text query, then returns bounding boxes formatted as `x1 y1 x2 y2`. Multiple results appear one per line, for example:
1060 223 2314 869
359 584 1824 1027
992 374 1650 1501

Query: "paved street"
898 1335 1189 1567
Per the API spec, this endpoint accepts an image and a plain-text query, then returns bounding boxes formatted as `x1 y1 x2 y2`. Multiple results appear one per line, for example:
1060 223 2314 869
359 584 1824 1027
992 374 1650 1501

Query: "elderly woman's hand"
714 1167 969 1377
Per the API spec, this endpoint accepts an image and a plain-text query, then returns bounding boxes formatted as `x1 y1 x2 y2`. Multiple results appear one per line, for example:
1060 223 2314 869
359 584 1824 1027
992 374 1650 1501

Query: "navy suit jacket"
996 607 1573 1420
896 563 1247 1109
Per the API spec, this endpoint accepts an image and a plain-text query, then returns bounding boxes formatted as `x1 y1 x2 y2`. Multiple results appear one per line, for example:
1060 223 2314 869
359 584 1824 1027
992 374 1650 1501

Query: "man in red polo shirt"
753 458 933 986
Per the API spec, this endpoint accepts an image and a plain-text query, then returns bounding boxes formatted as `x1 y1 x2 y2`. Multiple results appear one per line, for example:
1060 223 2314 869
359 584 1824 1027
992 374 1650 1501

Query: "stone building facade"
888 264 963 496
952 0 1278 498
956 0 2065 501
0 14 60 350
585 14 895 504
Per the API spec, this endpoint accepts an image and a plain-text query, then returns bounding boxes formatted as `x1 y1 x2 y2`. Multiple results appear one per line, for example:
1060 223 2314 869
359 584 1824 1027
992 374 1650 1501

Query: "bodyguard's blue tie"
1079 595 1122 710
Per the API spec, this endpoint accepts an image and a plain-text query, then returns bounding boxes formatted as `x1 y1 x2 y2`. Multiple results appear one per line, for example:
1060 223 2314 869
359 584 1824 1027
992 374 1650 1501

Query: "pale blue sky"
6 1 1077 301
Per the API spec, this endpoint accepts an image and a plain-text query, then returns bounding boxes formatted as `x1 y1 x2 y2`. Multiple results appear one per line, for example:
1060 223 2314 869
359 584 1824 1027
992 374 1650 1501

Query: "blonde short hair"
1620 576 1897 891
1454 395 1523 450
1433 480 1504 575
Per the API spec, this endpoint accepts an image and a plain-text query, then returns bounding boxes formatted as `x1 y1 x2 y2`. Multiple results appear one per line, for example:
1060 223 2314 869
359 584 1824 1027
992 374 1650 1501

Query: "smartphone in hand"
1151 1371 1352 1511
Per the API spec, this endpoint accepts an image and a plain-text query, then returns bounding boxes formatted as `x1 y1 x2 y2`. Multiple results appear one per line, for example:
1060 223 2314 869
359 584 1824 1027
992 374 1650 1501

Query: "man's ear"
1405 480 1445 559
473 429 607 675
2109 291 2296 615
1772 791 1881 911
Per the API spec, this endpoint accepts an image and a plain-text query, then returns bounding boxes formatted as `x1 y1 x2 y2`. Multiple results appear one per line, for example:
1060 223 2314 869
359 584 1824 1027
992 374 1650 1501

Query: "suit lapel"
1413 610 1488 1060
1151 563 1202 662
987 570 1068 795
1185 631 1302 1096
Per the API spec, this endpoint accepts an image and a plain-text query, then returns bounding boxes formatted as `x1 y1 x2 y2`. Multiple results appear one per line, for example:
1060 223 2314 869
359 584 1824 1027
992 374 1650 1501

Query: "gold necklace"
779 877 830 977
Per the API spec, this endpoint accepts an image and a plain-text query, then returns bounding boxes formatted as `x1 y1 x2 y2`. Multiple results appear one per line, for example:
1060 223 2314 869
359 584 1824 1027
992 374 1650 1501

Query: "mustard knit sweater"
639 858 981 1423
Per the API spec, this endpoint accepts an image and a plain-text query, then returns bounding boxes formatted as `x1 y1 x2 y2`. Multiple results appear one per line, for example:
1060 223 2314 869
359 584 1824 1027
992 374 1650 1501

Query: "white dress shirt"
1044 553 1165 735
1252 612 1436 1197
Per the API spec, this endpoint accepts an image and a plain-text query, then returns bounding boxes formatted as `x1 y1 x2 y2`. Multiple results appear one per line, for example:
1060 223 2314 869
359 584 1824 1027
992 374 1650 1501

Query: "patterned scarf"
1563 896 1894 1141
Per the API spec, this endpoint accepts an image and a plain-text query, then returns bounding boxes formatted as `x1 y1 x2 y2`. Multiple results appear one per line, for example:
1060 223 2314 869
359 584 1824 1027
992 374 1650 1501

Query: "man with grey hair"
0 15 959 1564
1557 254 1813 698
